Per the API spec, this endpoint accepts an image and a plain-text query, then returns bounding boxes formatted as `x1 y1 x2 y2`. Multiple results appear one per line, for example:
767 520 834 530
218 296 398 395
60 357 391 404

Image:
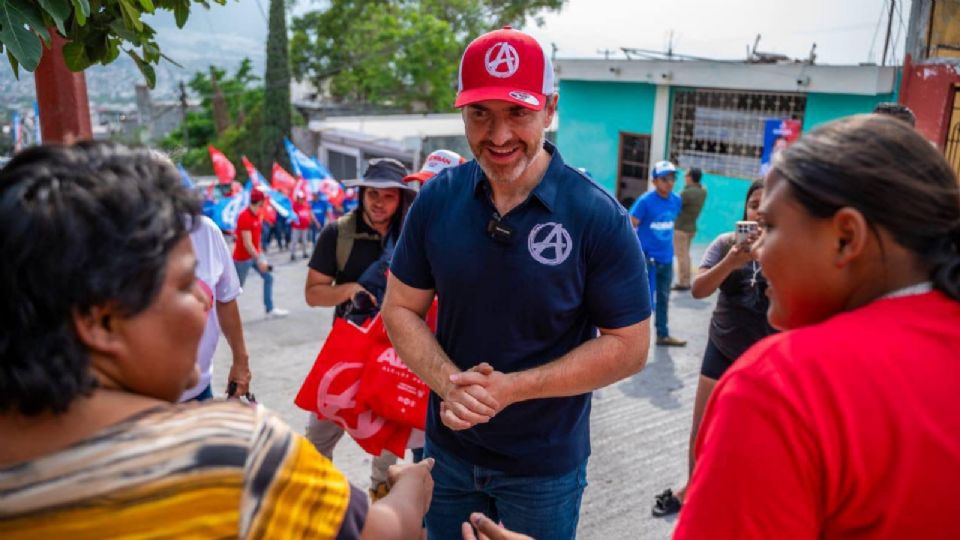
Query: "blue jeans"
647 259 672 338
189 384 213 402
423 438 587 540
234 259 274 313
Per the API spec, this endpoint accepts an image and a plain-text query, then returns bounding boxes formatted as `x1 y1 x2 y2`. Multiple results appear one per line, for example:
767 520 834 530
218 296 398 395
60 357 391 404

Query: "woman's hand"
726 234 759 266
461 513 534 540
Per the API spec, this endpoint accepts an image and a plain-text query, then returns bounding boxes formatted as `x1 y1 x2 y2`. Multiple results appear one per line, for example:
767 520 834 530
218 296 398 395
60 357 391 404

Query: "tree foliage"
260 0 291 170
162 58 263 174
290 0 565 112
0 0 226 87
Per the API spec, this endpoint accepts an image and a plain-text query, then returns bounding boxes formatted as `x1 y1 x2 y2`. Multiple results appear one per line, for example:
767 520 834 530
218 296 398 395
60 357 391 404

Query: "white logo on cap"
509 91 540 107
528 222 572 266
485 42 520 78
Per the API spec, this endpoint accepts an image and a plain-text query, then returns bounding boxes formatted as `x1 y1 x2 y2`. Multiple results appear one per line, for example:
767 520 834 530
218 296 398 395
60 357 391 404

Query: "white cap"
652 160 677 178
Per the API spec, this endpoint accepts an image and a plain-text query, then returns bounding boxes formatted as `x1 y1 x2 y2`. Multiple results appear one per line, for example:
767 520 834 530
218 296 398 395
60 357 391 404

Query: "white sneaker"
266 308 289 319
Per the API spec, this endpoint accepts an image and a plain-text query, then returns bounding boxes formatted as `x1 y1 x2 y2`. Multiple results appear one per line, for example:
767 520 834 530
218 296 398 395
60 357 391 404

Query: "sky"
524 0 911 65
158 0 911 67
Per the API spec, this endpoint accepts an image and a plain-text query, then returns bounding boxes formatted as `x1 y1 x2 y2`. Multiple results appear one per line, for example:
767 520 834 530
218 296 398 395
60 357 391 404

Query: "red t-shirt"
292 202 312 230
232 207 262 261
675 291 960 540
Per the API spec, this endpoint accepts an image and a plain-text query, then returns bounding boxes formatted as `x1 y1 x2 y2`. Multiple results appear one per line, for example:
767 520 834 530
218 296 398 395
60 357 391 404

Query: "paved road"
212 244 714 540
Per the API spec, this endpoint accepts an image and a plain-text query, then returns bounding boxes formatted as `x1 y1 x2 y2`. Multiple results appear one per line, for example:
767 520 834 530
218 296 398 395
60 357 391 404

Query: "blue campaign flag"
33 101 41 145
177 164 195 189
11 111 22 151
267 188 298 225
210 191 249 232
283 137 334 181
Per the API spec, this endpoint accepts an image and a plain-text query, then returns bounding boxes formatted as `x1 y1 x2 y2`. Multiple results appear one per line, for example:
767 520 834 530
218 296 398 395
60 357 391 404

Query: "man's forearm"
512 322 650 402
382 304 459 398
241 230 259 259
305 282 355 307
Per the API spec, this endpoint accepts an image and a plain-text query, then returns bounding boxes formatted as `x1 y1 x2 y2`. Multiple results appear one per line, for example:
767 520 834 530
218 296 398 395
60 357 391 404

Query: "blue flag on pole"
210 191 249 232
267 188 297 224
283 137 334 181
33 101 41 145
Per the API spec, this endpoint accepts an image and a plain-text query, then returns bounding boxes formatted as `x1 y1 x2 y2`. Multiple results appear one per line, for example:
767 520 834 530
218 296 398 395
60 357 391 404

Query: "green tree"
260 0 291 170
0 0 228 87
162 59 263 175
289 0 565 112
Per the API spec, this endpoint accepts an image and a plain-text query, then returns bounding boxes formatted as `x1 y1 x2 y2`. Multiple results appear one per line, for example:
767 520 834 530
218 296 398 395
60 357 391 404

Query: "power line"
882 0 895 66
253 0 268 24
868 0 888 63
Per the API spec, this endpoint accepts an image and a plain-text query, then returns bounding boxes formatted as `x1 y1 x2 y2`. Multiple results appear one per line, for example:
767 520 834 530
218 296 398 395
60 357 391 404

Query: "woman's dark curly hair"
0 142 200 416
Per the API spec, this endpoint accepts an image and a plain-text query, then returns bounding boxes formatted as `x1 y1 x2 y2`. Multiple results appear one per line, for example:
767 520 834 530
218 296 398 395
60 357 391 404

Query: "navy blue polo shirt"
391 142 651 476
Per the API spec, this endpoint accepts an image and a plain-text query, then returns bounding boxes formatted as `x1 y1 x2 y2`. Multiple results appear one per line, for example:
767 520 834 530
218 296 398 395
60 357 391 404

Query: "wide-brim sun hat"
342 158 417 191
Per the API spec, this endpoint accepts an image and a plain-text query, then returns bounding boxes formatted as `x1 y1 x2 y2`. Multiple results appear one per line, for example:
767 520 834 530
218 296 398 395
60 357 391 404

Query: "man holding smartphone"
302 158 415 500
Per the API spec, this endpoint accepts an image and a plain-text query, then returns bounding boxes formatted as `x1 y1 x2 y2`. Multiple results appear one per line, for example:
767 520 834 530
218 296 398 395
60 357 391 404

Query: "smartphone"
735 221 759 244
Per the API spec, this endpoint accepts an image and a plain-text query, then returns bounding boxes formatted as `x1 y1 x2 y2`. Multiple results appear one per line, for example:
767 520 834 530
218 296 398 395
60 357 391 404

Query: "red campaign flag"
318 177 345 207
241 155 262 187
208 145 236 185
292 177 313 202
357 317 431 430
271 163 297 198
294 316 402 456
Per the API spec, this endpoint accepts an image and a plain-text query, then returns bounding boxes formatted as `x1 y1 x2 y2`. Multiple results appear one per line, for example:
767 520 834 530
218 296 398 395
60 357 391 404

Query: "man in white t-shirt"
180 215 252 401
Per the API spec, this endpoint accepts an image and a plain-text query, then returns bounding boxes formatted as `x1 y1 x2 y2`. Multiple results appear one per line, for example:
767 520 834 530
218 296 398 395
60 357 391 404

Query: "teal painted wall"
557 80 657 193
558 80 897 244
688 173 754 244
803 91 897 132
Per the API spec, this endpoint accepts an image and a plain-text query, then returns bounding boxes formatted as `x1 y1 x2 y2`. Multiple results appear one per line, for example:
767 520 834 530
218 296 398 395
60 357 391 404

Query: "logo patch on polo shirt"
528 222 572 266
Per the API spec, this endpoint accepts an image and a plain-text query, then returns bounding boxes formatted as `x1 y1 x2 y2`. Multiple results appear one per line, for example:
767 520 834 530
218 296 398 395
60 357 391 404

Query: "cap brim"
342 178 417 191
455 87 546 111
403 171 435 183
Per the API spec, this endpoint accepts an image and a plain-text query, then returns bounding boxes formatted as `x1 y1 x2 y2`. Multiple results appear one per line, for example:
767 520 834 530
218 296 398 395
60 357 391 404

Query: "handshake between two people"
440 362 520 431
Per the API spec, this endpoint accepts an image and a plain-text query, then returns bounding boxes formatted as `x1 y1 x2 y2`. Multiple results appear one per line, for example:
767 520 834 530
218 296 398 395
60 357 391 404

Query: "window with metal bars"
668 88 806 178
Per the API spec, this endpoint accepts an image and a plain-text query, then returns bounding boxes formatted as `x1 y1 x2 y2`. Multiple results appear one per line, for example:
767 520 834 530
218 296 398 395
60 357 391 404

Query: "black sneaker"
652 488 682 517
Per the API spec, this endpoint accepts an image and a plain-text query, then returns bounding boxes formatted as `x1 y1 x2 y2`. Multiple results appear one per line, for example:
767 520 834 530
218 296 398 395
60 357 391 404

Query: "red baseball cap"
456 26 555 111
249 188 266 204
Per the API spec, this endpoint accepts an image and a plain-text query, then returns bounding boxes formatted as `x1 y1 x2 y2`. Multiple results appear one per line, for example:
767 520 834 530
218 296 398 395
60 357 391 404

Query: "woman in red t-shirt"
675 114 960 539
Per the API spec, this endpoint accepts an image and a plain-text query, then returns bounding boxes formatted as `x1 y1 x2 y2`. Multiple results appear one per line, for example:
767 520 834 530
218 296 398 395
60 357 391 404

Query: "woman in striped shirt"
0 143 432 539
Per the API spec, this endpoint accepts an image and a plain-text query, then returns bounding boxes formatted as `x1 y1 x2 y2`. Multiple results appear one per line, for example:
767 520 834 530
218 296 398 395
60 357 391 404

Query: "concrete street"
212 243 713 539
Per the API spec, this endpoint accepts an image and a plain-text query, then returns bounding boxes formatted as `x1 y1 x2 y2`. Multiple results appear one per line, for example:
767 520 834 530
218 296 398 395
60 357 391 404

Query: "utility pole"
179 81 190 148
35 33 92 143
882 0 895 66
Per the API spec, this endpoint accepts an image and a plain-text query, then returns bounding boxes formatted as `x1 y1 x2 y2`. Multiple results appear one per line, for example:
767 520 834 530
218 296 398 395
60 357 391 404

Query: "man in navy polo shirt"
382 27 651 540
631 161 686 347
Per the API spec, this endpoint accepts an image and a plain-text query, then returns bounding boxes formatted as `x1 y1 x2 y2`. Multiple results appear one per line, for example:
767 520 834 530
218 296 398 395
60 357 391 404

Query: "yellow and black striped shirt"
0 400 367 539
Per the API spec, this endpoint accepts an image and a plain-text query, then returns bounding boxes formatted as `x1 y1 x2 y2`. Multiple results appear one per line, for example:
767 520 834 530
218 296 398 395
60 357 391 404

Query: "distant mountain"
0 1 270 108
